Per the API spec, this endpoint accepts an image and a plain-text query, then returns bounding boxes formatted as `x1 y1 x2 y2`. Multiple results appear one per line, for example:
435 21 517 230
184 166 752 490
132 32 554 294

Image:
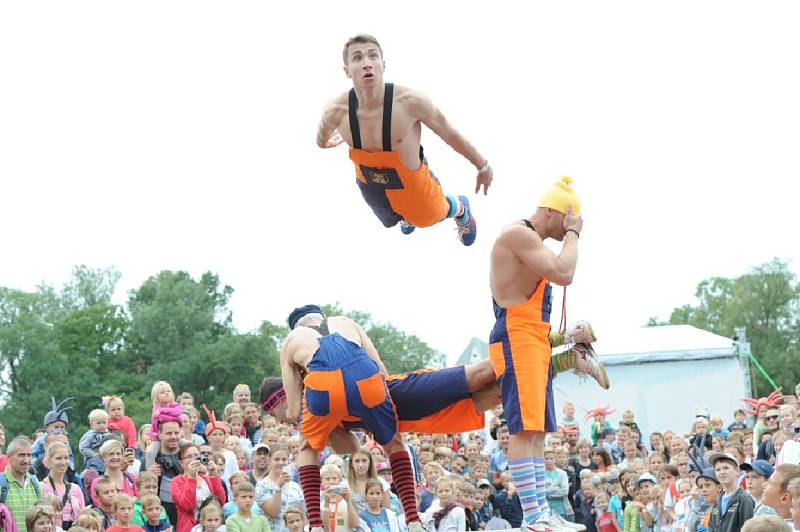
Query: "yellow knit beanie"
538 176 580 215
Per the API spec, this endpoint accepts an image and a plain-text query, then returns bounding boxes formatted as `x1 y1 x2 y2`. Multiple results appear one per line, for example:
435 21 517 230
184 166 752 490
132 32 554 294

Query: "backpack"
0 472 42 504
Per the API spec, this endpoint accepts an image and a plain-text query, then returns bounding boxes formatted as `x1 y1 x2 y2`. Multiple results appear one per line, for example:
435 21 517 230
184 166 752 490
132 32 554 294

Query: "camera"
125 448 134 455
199 455 209 465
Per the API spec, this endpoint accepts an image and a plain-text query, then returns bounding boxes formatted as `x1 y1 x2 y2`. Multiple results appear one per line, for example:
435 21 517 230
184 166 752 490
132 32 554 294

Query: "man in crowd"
142 420 183 525
1 436 41 531
762 464 800 528
248 443 270 485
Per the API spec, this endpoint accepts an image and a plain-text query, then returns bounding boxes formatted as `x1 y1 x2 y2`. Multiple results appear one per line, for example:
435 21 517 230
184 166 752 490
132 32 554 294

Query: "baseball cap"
607 472 620 483
252 443 271 454
634 473 657 487
603 427 617 436
708 451 739 468
740 459 774 478
477 479 492 488
376 461 391 472
696 467 720 485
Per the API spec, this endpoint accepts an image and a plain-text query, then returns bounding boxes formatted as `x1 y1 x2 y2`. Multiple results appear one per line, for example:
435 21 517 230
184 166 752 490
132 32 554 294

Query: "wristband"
566 229 580 238
477 161 490 173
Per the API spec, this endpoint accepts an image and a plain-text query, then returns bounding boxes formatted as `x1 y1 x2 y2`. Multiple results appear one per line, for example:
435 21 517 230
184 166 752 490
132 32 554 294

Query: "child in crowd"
76 509 105 532
562 402 578 429
92 477 119 529
728 409 748 432
138 494 171 532
595 492 620 532
623 485 641 532
577 480 597 532
146 381 182 468
474 479 494 526
26 505 56 532
670 479 692 531
179 393 206 437
107 494 144 532
321 463 359 532
421 477 466 532
105 396 138 450
607 475 624 528
222 472 251 519
193 500 226 532
79 409 116 474
620 411 636 430
589 408 614 446
421 462 444 513
282 508 305 532
641 486 661 532
459 482 480 531
360 479 402 532
602 428 623 464
232 385 251 407
709 416 730 439
132 473 168 527
226 415 253 459
225 481 270 532
38 495 66 532
242 404 262 447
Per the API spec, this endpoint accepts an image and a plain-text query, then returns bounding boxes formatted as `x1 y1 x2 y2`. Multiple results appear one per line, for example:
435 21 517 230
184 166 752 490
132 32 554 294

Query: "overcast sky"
2 1 799 363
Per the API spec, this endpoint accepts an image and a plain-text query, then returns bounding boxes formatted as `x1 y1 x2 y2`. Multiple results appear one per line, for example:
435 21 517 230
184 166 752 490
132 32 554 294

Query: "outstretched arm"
405 89 493 194
280 339 303 422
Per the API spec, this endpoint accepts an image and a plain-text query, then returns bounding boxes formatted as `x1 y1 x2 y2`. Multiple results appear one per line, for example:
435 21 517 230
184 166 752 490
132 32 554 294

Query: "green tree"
657 258 800 396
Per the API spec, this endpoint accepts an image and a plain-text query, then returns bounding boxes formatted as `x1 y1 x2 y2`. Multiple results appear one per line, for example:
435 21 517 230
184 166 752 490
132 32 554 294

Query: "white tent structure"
457 325 753 439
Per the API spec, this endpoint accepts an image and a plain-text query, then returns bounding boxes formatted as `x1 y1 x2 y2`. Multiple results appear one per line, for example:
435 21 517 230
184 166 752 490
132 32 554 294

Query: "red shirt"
107 526 145 532
597 511 618 532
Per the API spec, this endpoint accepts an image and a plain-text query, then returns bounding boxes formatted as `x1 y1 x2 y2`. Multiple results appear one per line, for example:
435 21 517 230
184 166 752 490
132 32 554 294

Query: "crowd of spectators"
2 380 800 532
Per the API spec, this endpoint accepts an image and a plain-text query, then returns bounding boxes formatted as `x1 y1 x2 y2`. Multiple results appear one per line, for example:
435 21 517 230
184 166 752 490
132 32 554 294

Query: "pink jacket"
108 415 137 449
150 402 183 440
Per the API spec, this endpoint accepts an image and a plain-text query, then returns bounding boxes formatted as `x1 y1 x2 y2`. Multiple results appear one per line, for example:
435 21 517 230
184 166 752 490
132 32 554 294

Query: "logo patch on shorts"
359 165 404 190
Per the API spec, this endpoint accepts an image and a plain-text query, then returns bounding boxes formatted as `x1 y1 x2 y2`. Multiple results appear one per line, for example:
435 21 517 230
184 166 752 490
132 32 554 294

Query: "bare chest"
341 102 422 169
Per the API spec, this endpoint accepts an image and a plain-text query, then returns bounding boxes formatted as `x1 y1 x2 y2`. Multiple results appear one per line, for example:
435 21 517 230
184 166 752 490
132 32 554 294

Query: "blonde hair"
137 471 158 487
234 481 255 496
233 384 251 398
99 439 124 457
26 505 55 531
150 381 174 404
45 441 70 462
88 409 109 422
75 510 103 531
741 515 792 532
113 493 134 509
105 396 125 410
141 494 161 510
320 464 342 477
199 500 222 522
543 447 556 455
229 472 249 487
283 507 304 524
787 477 800 498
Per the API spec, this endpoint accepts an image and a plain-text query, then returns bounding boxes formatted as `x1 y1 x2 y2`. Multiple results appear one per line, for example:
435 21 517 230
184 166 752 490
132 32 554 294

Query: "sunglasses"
766 415 779 421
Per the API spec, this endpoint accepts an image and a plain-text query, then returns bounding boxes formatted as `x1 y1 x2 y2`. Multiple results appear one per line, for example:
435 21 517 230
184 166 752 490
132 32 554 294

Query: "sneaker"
565 320 597 344
455 195 477 246
310 527 325 532
407 521 429 532
521 520 552 532
400 221 416 235
549 512 586 531
573 342 610 389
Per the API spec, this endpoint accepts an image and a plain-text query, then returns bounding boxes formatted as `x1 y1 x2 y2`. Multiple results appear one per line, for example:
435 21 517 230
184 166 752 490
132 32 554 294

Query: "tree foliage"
654 258 800 396
0 271 436 447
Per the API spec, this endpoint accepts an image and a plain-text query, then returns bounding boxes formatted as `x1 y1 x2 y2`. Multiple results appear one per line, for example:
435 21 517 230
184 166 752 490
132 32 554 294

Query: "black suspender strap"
348 88 362 149
522 219 535 231
382 83 394 151
307 318 330 336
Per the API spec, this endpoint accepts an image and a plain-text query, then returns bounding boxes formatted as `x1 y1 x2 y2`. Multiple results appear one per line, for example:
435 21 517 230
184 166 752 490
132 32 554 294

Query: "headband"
261 387 287 413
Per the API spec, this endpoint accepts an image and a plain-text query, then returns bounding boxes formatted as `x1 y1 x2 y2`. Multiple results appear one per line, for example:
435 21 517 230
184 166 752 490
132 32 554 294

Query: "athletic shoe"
521 519 552 532
550 512 586 531
573 342 610 389
406 521 429 532
400 221 416 235
565 320 597 344
455 195 477 246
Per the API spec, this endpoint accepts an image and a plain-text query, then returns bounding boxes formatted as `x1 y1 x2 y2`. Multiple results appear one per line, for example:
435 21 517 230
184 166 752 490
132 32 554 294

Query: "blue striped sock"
534 457 550 518
509 457 542 525
445 194 459 218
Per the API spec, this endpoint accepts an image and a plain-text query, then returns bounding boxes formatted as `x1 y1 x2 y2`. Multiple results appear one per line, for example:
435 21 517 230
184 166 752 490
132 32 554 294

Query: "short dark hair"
342 34 382 65
259 377 284 410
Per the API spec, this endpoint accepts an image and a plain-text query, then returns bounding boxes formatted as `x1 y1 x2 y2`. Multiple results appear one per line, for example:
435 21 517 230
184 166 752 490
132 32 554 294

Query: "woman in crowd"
171 443 227 532
591 447 613 473
42 441 85 529
84 440 138 506
347 447 390 513
254 448 304 532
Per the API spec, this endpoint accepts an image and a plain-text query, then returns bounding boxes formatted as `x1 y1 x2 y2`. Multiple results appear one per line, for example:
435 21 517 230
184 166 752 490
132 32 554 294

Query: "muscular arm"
505 226 579 286
353 319 388 375
405 90 487 169
280 339 303 422
316 97 348 148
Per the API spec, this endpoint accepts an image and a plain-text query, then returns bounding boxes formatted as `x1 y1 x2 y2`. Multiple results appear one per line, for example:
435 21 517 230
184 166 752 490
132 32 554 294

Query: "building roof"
454 325 737 367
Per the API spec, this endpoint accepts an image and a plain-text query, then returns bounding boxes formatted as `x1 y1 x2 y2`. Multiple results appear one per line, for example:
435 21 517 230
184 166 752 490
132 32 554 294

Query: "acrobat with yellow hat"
487 176 593 532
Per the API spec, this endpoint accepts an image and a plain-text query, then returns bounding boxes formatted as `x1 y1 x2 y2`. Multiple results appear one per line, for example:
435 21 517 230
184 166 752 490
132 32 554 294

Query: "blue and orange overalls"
347 83 452 228
488 220 557 434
